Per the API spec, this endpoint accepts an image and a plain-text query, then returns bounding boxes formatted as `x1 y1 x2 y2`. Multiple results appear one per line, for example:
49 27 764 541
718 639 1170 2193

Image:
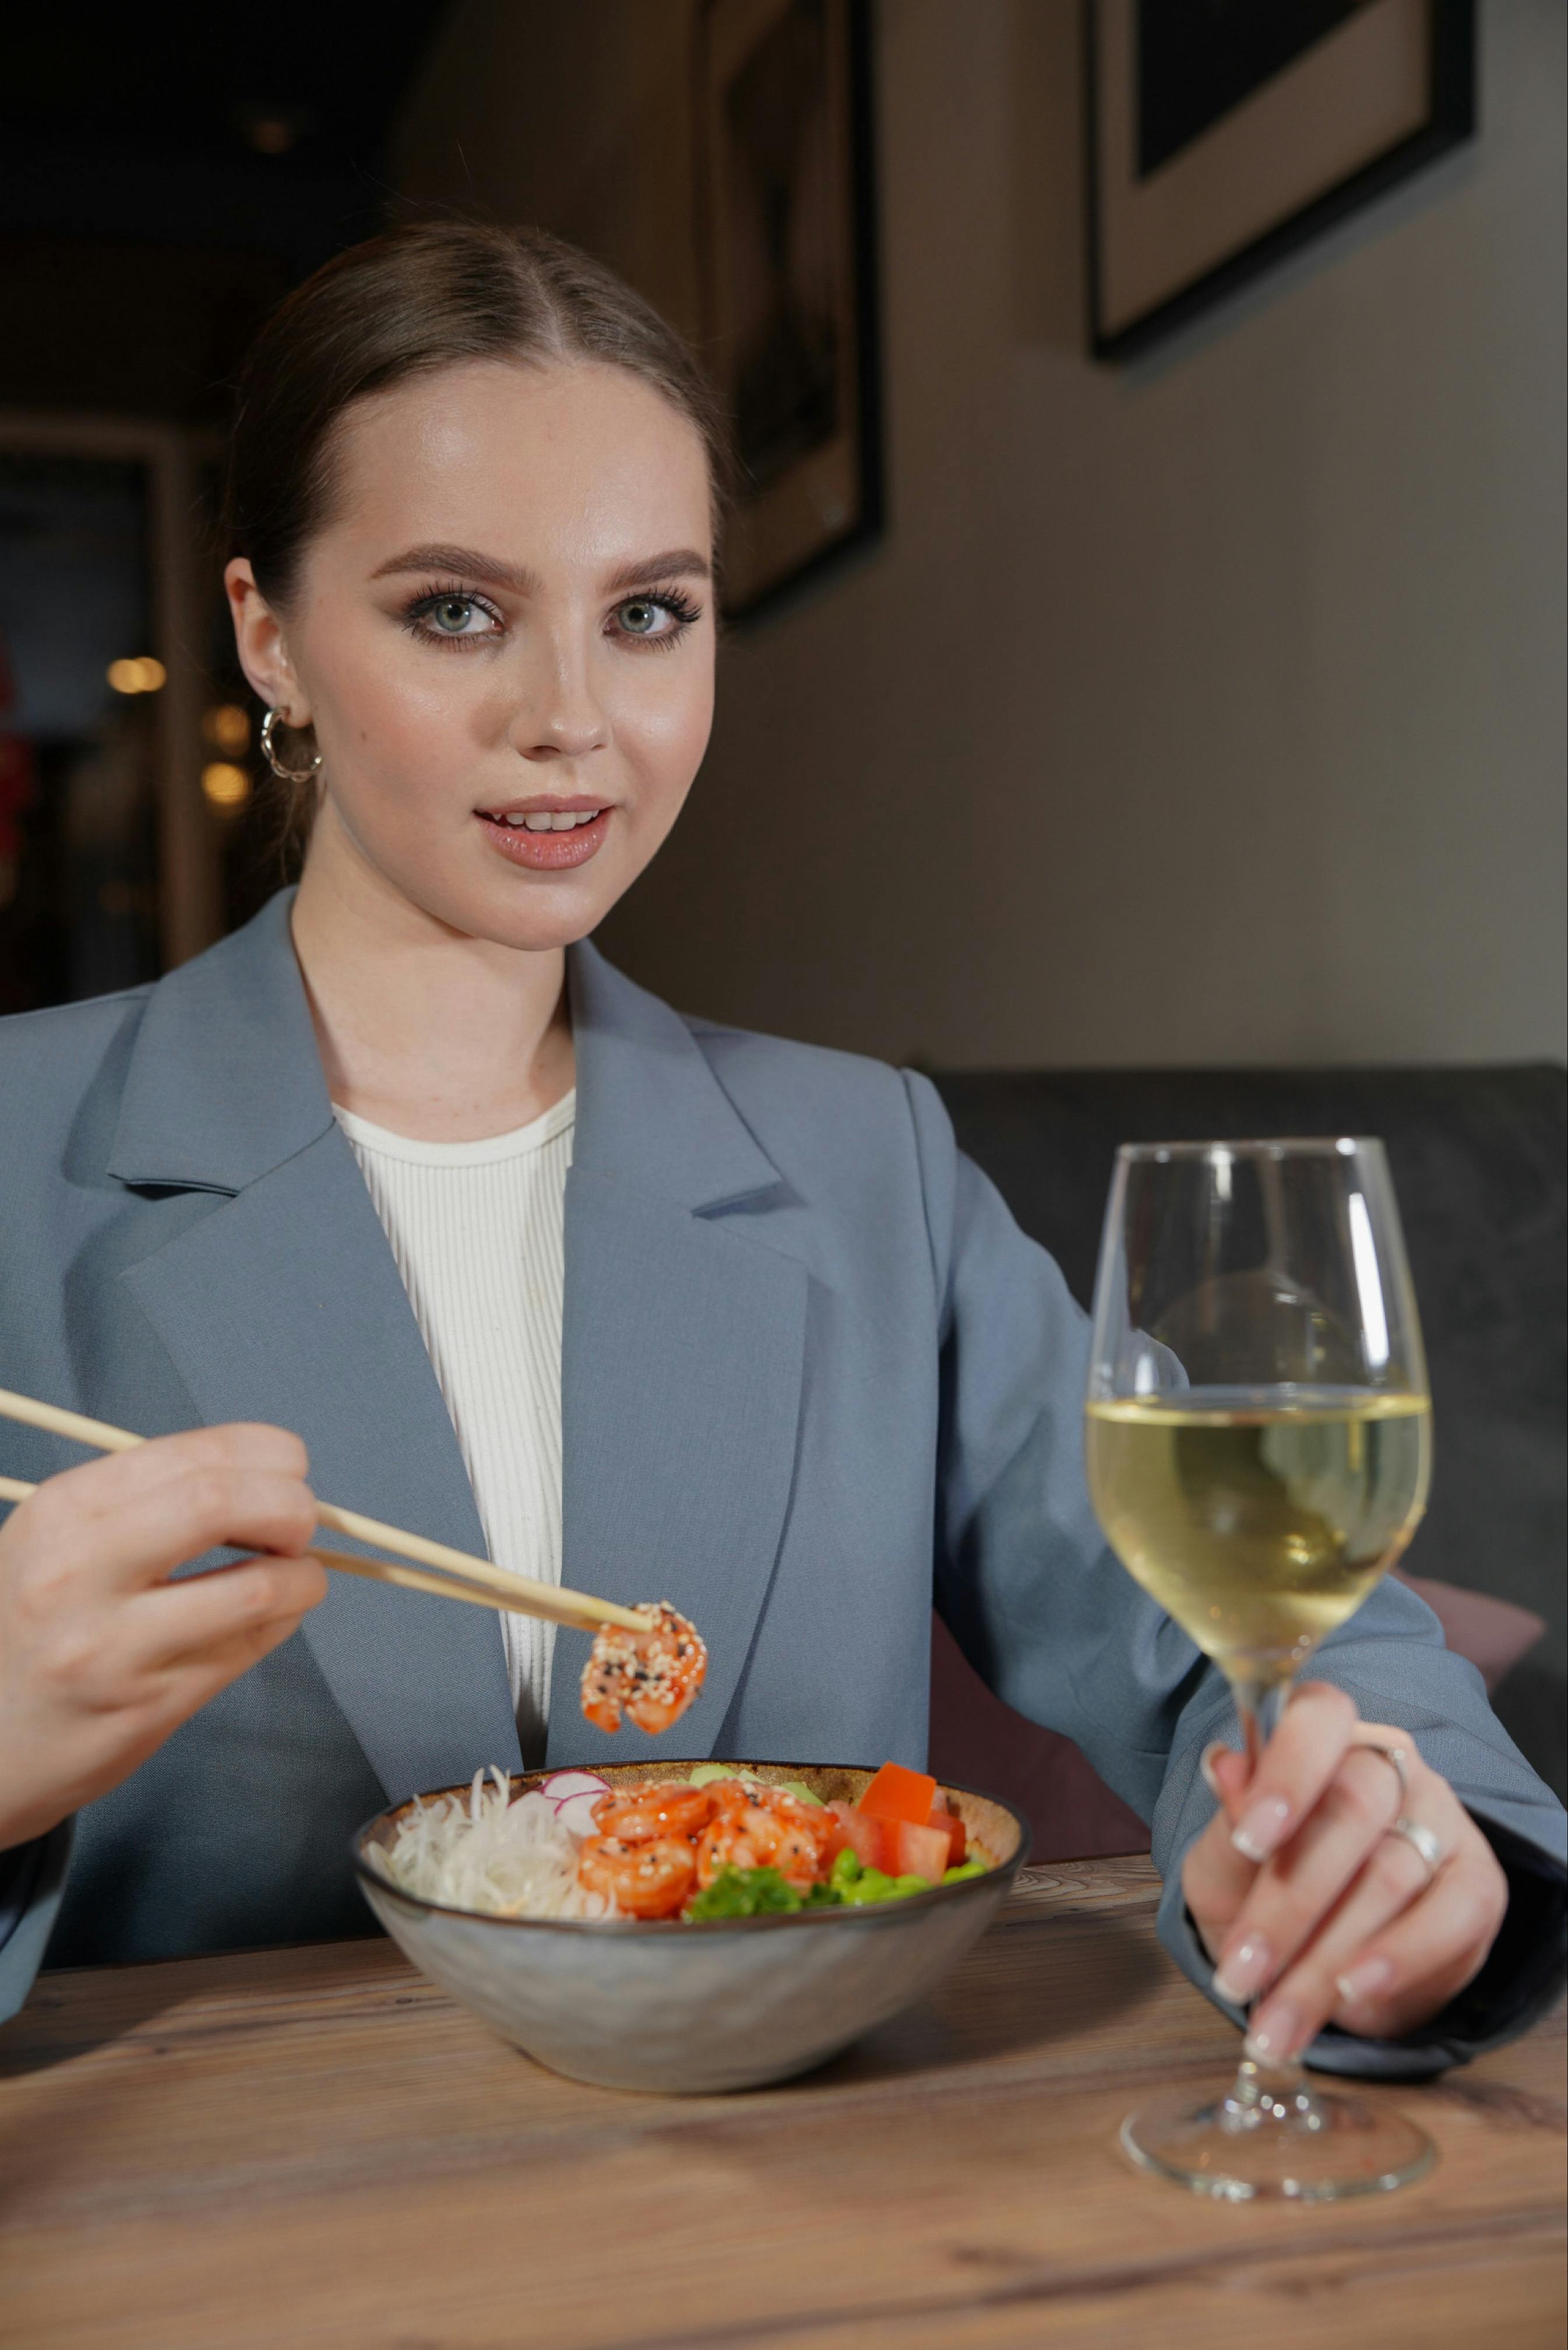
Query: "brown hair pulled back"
222 219 732 849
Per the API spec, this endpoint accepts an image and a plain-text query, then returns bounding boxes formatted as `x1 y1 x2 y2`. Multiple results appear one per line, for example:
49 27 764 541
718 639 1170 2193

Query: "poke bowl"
353 1759 1031 2093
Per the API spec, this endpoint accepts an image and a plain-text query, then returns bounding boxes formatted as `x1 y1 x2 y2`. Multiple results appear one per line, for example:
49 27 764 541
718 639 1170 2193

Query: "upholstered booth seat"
926 1065 1565 1858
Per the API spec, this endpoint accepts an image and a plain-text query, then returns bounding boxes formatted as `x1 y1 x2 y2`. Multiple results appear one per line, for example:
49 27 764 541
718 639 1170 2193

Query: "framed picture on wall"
696 0 882 619
1087 0 1476 360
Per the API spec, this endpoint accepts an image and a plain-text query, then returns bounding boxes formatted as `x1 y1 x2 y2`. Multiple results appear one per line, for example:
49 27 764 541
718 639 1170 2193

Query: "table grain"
0 1856 1561 2350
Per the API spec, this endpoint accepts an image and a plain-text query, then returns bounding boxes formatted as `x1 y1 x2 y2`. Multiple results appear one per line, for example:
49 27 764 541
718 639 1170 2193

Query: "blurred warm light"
234 101 309 156
203 703 251 753
107 656 167 695
202 762 252 810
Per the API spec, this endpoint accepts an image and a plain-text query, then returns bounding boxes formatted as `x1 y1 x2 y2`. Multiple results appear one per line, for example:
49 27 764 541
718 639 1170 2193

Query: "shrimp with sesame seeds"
572 1776 838 1906
591 1780 714 1843
576 1832 697 1919
693 1785 836 1893
579 1600 707 1735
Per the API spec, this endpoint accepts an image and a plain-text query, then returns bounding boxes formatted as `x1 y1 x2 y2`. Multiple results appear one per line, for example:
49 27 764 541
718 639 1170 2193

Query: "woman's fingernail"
1199 1742 1228 1799
1231 1796 1292 1862
1212 1933 1272 2004
1243 1999 1304 2064
1335 1955 1396 2008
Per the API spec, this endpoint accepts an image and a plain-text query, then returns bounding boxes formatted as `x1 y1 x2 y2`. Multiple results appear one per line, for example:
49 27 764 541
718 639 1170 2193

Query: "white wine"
1084 1391 1431 1686
1085 1142 1440 2200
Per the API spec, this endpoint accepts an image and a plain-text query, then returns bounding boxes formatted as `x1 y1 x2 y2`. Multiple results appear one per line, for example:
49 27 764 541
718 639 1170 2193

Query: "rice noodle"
369 1767 618 1919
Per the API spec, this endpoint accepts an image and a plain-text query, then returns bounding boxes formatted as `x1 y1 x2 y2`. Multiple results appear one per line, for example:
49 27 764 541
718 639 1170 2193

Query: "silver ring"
1352 1735 1411 1805
1386 1816 1442 1883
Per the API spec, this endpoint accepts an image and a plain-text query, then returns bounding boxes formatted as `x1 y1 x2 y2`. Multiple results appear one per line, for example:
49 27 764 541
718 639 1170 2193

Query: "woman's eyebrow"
601 548 711 592
368 544 713 594
369 543 539 591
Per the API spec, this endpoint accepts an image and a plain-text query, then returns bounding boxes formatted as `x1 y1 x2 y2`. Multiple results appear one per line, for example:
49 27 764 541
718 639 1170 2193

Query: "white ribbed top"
334 1091 576 1763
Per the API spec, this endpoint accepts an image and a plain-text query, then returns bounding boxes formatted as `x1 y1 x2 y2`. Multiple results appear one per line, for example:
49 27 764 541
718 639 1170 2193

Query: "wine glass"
1085 1138 1435 2201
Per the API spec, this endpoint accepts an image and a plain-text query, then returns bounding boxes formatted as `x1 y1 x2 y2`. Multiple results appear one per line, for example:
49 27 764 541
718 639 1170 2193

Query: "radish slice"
553 1790 610 1840
535 1771 613 1842
537 1771 611 1806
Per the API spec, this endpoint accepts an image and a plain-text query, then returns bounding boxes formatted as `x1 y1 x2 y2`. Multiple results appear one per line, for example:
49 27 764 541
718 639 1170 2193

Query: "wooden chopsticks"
0 1469 508 1616
0 1388 653 1635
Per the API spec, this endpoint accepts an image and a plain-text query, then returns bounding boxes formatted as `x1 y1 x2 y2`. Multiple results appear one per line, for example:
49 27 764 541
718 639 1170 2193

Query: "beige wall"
394 0 1566 1069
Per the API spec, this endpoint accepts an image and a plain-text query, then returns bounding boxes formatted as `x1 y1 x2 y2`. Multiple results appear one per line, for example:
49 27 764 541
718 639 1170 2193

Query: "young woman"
0 225 1560 2070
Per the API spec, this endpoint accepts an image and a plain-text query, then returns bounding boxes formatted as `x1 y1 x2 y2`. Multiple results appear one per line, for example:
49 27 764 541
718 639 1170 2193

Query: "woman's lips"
477 807 611 871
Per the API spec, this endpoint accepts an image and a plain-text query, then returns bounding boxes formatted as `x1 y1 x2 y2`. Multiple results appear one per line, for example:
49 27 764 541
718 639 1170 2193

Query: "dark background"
0 8 454 1006
0 11 446 423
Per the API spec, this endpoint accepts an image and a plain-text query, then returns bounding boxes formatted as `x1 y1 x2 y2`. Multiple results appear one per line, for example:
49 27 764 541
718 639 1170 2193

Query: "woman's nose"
507 648 609 764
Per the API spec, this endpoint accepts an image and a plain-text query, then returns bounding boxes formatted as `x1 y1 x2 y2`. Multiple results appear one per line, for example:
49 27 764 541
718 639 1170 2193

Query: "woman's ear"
224 557 311 725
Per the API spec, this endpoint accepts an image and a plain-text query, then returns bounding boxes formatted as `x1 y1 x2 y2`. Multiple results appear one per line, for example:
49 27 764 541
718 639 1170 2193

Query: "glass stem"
1234 1674 1288 1781
1224 1671 1317 2128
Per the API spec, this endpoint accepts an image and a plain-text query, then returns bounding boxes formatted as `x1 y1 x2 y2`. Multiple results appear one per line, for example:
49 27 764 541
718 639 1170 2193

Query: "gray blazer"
1 892 1562 2067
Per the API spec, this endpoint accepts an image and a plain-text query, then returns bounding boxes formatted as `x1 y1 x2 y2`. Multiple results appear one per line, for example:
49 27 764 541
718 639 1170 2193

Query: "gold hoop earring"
260 706 322 783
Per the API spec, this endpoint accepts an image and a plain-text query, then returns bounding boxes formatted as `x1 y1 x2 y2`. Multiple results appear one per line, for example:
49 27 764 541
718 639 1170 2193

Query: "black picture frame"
696 0 883 622
1087 0 1476 363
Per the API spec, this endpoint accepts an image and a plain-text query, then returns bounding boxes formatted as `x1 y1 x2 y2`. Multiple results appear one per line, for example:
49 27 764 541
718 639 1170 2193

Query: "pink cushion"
928 1578 1544 1865
928 1614 1150 1863
1390 1569 1545 1694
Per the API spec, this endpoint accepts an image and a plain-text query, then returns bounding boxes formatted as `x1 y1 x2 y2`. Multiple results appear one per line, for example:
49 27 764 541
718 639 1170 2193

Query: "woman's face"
227 357 716 950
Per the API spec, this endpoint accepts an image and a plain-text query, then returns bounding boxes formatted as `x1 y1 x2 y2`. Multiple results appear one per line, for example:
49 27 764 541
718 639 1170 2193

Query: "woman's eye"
616 597 667 637
611 592 701 644
407 591 501 642
427 595 492 636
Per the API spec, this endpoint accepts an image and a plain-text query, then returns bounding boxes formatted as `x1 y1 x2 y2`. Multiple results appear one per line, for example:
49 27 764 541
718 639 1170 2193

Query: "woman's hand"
0 1426 327 1850
1183 1680 1509 2060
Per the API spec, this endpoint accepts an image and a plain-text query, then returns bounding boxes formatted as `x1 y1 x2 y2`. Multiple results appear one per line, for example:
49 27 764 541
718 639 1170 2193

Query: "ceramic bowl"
353 1760 1030 2094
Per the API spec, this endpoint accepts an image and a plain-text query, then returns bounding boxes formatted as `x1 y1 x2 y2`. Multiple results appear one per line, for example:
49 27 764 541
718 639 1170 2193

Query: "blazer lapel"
108 893 520 1803
545 945 808 1769
104 895 809 1789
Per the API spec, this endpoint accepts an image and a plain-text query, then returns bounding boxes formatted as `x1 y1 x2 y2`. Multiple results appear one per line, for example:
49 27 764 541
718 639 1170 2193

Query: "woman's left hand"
1183 1680 1509 2061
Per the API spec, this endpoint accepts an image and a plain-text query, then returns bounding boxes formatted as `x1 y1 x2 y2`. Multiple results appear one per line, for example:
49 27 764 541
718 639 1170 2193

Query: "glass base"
1120 2063 1436 2203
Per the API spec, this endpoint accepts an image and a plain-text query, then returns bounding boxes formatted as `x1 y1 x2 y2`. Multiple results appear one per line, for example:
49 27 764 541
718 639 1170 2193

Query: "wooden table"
0 1857 1562 2349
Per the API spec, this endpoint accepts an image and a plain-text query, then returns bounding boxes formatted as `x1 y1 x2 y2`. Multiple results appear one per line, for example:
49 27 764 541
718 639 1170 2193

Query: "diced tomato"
829 1800 890 1872
926 1797 966 1867
890 1820 952 1884
857 1762 938 1827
